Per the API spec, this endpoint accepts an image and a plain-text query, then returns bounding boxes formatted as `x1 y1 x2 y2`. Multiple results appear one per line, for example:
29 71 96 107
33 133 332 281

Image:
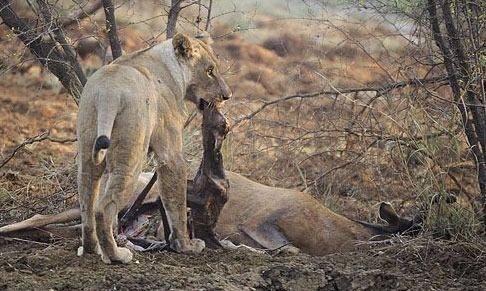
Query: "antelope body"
148 171 413 255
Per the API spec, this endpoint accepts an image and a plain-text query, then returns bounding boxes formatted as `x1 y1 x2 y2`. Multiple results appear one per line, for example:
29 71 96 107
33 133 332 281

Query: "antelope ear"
173 33 193 58
379 202 400 225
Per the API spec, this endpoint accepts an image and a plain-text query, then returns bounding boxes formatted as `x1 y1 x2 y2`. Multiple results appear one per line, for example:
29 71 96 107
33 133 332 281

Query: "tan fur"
76 34 231 264
214 172 371 255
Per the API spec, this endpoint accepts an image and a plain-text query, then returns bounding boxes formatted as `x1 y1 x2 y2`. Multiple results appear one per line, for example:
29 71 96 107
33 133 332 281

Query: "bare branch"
37 0 86 85
102 0 122 60
205 0 213 31
304 140 378 192
61 0 103 28
0 0 85 101
0 131 76 169
230 76 450 130
166 0 183 39
427 0 486 227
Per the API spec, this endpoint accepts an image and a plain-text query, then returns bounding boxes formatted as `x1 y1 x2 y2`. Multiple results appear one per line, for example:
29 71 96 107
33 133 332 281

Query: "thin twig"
0 131 76 169
62 0 103 28
230 76 450 131
205 0 213 31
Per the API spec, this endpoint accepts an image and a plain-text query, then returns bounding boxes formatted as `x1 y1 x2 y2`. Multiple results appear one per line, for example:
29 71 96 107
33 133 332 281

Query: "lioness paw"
77 244 101 257
77 246 85 257
101 247 133 264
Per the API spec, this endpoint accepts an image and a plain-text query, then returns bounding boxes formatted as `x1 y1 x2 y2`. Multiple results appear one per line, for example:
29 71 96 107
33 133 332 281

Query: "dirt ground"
0 236 484 290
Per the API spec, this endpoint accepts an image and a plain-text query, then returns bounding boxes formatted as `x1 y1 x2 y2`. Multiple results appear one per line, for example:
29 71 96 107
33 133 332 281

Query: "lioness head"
172 33 232 104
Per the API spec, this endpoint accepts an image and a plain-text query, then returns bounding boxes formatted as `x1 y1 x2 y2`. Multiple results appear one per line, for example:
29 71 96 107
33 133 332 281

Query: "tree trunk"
167 0 182 39
427 0 486 229
0 0 85 103
102 0 122 60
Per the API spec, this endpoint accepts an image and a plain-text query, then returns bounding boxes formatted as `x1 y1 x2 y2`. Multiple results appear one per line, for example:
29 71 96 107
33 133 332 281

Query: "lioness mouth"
198 98 208 110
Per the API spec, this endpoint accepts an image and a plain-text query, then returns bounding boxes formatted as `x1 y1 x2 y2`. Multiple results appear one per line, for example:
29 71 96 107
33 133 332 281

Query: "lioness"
76 33 231 264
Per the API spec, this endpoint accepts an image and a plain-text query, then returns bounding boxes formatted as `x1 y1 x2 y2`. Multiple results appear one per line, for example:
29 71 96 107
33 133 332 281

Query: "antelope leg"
126 237 169 252
0 224 81 241
0 208 81 234
119 172 158 231
239 221 290 250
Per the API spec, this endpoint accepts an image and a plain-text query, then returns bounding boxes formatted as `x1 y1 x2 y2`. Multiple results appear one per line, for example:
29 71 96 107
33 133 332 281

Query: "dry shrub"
0 158 77 225
422 198 481 241
323 42 363 61
220 36 281 66
262 33 311 57
244 65 287 95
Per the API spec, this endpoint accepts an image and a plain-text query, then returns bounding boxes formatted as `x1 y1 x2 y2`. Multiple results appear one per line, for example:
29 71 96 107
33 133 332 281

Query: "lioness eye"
207 66 214 77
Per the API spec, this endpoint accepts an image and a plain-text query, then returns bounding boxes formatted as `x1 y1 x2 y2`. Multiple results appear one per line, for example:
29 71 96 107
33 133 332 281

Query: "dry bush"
262 33 312 57
212 18 482 238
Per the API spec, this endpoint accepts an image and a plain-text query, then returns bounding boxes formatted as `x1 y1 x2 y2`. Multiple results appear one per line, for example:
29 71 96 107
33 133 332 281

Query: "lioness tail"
92 103 117 165
92 135 111 165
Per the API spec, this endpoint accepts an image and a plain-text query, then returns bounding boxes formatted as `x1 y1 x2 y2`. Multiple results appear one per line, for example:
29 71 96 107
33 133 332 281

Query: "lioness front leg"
95 172 137 264
157 157 205 254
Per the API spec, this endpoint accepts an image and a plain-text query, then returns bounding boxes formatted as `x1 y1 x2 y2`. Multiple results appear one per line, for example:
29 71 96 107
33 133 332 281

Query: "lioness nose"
222 91 232 100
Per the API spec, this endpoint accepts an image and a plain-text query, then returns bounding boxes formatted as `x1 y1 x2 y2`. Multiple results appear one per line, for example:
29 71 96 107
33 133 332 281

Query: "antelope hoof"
171 238 205 254
101 247 133 264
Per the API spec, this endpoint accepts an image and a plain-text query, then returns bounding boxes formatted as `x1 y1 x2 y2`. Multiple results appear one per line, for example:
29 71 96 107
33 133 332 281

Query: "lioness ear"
379 202 400 225
195 31 213 46
173 33 193 58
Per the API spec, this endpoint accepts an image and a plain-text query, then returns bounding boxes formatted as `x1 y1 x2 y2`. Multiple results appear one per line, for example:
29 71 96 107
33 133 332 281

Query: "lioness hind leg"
95 173 137 264
77 161 104 256
156 156 205 254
